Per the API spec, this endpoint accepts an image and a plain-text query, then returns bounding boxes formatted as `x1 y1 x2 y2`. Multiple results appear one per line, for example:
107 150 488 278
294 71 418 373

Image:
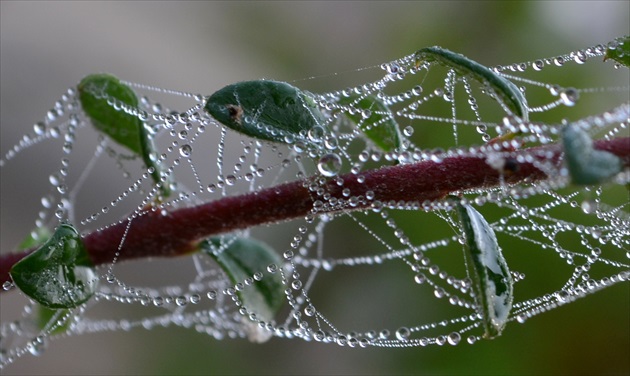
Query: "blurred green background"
1 1 628 375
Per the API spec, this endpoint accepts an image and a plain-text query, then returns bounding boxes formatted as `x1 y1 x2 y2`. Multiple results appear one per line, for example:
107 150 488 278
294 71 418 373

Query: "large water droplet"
33 122 46 135
560 88 579 106
179 144 192 158
395 327 410 341
447 332 461 345
317 153 342 177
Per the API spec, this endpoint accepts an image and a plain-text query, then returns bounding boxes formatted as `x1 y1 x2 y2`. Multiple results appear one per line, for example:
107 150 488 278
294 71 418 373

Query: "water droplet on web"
532 60 544 71
33 122 46 135
27 337 47 356
403 126 414 137
395 327 410 341
414 273 426 284
175 296 187 306
308 126 325 143
179 144 192 158
581 199 596 214
2 281 13 291
447 332 461 346
317 153 342 177
49 174 60 187
560 88 579 106
267 264 278 273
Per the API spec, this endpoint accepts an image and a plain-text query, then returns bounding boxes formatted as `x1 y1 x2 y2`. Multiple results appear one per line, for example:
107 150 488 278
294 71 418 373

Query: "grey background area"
1 1 629 375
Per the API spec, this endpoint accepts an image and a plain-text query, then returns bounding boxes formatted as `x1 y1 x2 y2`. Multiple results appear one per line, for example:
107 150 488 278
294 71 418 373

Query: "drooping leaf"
78 73 170 197
204 80 327 144
337 93 402 152
415 47 529 121
457 202 513 339
562 124 623 185
10 223 97 309
201 236 284 343
604 35 630 68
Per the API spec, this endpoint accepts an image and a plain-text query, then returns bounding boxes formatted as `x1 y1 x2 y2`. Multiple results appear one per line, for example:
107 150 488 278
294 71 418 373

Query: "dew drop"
403 126 414 137
291 280 302 290
33 122 46 135
175 296 187 306
2 281 13 291
395 327 410 341
581 199 597 214
267 264 278 273
532 60 544 71
414 273 426 284
225 175 236 186
179 144 192 158
49 174 60 187
560 88 579 106
317 153 342 177
27 337 47 356
447 332 461 346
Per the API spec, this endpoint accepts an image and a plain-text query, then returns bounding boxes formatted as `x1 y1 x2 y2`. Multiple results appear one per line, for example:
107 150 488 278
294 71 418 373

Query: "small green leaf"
78 74 169 197
562 124 623 185
201 236 284 343
415 47 529 121
457 202 513 339
37 306 71 335
10 223 97 309
336 93 402 152
17 227 71 334
604 35 630 68
18 227 70 334
18 227 51 250
204 80 327 144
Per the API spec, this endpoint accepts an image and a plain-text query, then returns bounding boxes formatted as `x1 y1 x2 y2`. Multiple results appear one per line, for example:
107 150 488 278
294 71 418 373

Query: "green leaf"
78 73 170 197
604 35 630 68
10 223 97 309
17 227 71 333
18 227 51 250
201 236 284 343
336 93 402 152
204 80 327 144
457 202 513 339
562 124 623 185
37 306 71 335
415 47 529 121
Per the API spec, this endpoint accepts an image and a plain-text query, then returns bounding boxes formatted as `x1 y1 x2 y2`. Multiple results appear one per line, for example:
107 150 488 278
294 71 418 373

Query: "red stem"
1 137 629 288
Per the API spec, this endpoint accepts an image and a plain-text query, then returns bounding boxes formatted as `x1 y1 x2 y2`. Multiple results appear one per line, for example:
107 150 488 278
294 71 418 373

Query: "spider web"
0 37 628 367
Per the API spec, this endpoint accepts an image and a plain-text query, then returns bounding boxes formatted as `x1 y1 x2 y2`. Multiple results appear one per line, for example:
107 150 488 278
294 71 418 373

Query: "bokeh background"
1 1 628 375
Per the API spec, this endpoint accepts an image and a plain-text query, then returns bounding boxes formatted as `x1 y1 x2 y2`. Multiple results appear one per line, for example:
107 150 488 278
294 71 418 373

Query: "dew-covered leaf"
204 80 327 144
201 236 284 343
78 73 169 197
415 47 528 121
562 124 623 185
457 202 513 339
604 35 630 68
17 228 71 333
10 223 97 309
336 93 402 152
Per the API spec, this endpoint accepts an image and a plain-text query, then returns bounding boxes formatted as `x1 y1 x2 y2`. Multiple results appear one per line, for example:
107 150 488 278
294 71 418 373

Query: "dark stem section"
1 137 629 288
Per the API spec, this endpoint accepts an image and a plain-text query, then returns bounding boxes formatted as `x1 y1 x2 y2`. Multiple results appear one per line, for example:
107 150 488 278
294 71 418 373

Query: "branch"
1 137 628 289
